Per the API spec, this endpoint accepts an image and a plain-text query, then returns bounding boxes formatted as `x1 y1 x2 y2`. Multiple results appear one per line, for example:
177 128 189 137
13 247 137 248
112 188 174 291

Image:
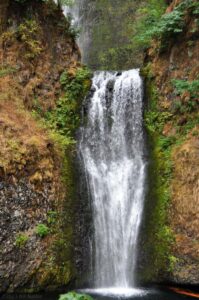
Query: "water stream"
79 70 146 293
65 0 147 295
64 0 95 64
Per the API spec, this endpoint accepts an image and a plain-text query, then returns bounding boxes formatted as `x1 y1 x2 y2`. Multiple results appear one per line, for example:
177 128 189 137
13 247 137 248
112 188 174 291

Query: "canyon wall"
0 0 87 293
141 0 199 285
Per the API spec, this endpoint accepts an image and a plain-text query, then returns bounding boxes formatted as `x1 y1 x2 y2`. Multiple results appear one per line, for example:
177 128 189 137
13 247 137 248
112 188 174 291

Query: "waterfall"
64 0 95 64
79 70 146 291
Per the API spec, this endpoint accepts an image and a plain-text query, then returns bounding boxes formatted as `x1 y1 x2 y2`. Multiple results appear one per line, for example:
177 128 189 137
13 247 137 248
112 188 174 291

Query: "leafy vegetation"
135 0 199 50
47 211 58 226
35 224 49 238
59 292 93 300
44 67 91 139
172 79 199 99
134 0 166 49
17 20 42 59
15 233 29 248
171 79 199 114
0 66 17 78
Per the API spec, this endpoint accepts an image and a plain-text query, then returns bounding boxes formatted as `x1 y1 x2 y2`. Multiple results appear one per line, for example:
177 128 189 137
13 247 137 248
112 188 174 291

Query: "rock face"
0 0 82 292
142 0 199 284
172 136 199 283
0 0 9 33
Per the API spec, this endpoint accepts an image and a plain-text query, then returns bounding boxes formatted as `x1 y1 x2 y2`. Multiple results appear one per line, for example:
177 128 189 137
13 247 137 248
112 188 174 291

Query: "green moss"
140 74 176 281
39 149 77 287
15 233 29 248
35 224 50 238
59 292 93 300
145 130 174 278
171 79 199 114
135 0 198 51
0 66 17 78
44 67 91 139
47 211 58 226
172 79 199 99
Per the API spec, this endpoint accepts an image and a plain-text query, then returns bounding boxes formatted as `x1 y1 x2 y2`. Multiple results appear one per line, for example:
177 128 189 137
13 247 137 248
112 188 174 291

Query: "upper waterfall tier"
79 70 146 288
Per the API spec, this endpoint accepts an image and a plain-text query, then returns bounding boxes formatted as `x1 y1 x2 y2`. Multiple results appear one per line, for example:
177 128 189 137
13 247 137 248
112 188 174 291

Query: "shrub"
172 79 199 114
135 0 199 49
45 67 91 138
15 233 29 248
134 0 167 49
35 224 49 238
17 20 42 59
172 79 199 99
145 111 173 133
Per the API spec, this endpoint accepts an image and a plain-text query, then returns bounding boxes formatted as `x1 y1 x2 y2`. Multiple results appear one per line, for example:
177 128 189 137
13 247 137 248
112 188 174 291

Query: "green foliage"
35 224 49 238
59 292 93 300
47 211 58 225
172 99 197 114
60 67 91 97
145 126 175 276
15 233 29 248
0 66 17 78
171 79 199 114
45 67 91 138
168 255 179 272
152 9 184 37
17 20 42 59
134 0 166 49
145 111 173 134
135 0 198 50
49 130 76 148
46 95 80 137
172 79 199 99
177 115 199 137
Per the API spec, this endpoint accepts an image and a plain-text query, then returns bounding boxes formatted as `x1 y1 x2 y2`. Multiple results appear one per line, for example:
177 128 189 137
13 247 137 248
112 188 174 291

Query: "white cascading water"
79 70 146 294
64 0 94 64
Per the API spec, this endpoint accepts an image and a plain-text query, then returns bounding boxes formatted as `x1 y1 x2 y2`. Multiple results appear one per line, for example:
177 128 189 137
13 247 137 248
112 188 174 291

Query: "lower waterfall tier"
79 70 147 288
